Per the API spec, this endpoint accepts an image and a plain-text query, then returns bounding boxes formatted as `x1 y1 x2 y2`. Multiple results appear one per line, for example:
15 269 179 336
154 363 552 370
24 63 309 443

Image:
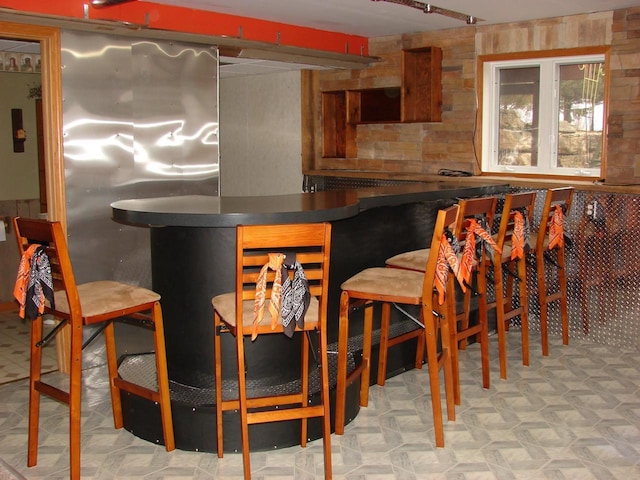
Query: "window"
481 52 606 177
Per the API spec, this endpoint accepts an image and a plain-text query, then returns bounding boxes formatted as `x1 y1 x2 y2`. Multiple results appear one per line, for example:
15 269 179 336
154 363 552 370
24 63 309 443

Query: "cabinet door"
402 47 442 122
322 91 356 158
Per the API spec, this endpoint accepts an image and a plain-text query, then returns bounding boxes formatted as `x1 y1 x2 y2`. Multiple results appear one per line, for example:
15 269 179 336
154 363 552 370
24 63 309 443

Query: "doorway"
0 21 63 307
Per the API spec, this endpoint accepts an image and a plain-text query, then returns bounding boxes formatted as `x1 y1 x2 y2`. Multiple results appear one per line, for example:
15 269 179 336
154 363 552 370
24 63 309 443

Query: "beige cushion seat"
341 267 424 298
54 280 160 319
385 249 430 272
212 293 320 328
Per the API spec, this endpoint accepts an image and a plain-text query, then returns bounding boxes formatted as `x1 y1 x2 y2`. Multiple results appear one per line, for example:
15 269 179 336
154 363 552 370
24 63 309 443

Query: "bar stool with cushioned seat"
213 222 332 479
13 217 175 480
448 196 497 403
386 197 497 404
488 191 536 379
529 187 574 356
335 205 459 447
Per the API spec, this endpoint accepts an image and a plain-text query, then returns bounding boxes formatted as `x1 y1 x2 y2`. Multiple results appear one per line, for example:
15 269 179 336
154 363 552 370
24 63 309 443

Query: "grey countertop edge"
111 183 508 228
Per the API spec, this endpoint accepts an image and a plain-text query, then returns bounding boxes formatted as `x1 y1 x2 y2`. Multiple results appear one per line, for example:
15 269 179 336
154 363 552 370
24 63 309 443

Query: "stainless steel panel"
61 30 219 287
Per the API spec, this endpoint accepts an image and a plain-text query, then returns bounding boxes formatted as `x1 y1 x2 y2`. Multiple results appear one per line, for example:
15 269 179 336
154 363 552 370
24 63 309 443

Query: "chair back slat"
496 191 537 250
455 196 498 243
536 187 575 250
423 204 459 299
13 217 81 319
235 222 332 333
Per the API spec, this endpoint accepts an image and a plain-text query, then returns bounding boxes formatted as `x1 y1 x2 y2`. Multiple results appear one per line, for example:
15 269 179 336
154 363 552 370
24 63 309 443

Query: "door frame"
1 21 65 227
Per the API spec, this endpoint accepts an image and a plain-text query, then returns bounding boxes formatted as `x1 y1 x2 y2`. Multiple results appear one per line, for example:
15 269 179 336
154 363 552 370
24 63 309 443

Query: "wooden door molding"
0 21 65 228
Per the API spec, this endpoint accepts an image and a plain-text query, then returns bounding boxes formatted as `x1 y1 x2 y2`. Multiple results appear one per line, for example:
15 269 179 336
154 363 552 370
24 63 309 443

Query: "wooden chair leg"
558 248 569 346
449 309 461 405
55 319 71 374
424 311 445 447
27 317 43 468
360 301 374 409
517 257 530 367
317 328 332 477
457 287 472 351
103 321 124 429
300 332 310 448
335 294 374 435
334 291 350 435
377 302 391 386
476 265 490 391
536 254 550 356
440 322 456 425
151 302 175 451
69 320 84 480
235 332 251 479
214 311 225 458
494 261 508 380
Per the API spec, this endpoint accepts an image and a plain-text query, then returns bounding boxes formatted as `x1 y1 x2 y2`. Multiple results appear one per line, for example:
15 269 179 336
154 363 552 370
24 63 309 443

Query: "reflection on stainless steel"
63 118 219 176
62 30 219 286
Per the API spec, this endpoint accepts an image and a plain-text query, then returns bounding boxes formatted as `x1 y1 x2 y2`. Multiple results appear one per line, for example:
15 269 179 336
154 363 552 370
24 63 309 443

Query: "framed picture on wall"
34 54 41 73
0 53 4 71
20 53 35 73
4 52 19 72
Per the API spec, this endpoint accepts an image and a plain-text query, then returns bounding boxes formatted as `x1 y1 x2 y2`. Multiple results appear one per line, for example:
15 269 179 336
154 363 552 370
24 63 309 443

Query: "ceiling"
2 0 637 77
147 0 638 38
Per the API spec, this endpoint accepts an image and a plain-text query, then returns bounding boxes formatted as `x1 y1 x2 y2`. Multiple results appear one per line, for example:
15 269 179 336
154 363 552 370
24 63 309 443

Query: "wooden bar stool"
13 217 175 480
449 196 497 403
385 196 497 403
488 191 536 379
335 205 459 447
213 223 332 479
530 187 574 356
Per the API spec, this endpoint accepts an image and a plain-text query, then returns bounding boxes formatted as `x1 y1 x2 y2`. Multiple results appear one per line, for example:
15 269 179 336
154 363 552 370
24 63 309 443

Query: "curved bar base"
112 184 507 452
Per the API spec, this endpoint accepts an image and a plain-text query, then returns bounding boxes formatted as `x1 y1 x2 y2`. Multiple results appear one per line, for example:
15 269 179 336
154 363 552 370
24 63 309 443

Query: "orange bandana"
253 253 286 340
434 231 461 305
548 205 564 250
511 211 525 260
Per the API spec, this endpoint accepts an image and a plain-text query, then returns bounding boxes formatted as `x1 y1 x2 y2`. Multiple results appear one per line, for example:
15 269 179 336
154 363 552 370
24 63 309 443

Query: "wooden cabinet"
402 46 442 123
321 46 442 158
321 91 356 158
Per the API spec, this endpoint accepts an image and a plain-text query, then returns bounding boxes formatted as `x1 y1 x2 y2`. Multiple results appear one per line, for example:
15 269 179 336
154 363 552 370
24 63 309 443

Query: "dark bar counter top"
111 182 501 227
111 190 360 227
110 181 508 454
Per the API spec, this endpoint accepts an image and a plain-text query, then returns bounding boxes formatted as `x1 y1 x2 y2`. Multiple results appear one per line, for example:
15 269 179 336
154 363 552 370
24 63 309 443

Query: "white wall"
219 70 303 196
0 72 40 201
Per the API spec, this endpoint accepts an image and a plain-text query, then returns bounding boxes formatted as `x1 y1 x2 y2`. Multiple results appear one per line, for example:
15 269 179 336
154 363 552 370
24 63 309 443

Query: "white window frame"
481 52 606 178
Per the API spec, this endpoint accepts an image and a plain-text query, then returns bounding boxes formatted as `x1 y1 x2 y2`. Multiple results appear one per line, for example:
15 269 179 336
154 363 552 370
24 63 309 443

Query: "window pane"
498 67 540 167
557 62 604 170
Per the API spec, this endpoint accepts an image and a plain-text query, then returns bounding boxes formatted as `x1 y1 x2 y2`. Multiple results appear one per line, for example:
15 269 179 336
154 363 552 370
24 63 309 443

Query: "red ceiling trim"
0 0 369 55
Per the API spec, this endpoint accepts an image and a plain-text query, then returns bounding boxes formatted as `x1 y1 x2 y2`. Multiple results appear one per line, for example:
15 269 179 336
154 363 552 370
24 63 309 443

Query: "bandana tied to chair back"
13 244 55 321
434 228 462 305
253 253 286 340
252 252 311 340
280 253 311 338
457 218 502 289
510 210 530 260
548 204 565 250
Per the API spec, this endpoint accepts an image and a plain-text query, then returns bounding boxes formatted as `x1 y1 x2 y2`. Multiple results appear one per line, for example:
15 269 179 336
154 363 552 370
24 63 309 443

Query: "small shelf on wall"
321 46 442 158
349 87 402 123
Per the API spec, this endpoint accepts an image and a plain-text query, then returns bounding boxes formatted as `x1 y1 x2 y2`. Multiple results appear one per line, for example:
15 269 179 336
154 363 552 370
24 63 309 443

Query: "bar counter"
111 182 508 453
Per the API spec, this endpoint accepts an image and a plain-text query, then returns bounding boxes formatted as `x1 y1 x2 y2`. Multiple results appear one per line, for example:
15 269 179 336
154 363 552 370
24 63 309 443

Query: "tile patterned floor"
0 309 58 385
0 329 639 479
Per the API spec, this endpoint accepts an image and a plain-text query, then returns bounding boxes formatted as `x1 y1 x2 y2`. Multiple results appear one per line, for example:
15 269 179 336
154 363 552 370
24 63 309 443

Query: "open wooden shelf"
322 46 442 158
